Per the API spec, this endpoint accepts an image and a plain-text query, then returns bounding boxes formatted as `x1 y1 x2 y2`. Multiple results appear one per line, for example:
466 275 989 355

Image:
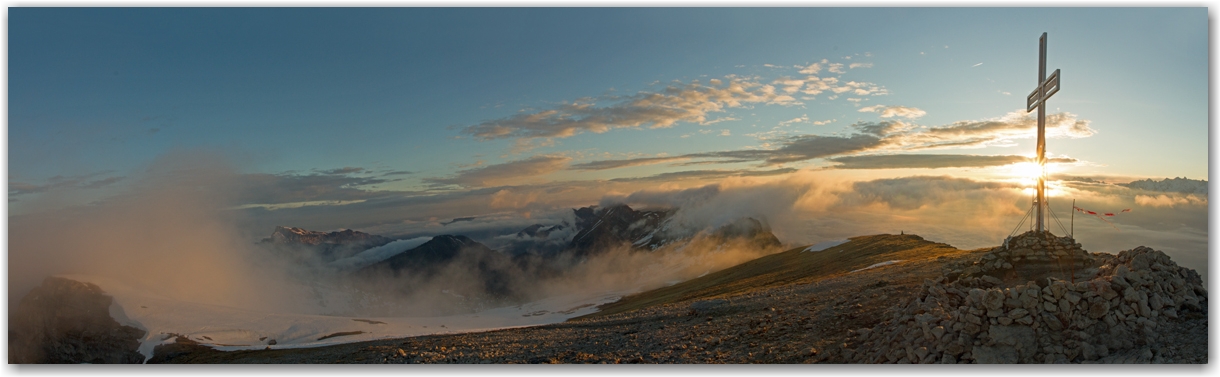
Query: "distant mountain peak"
264 226 387 246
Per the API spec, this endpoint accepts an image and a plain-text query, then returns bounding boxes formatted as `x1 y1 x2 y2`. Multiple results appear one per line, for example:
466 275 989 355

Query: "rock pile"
962 231 1094 281
842 232 1207 364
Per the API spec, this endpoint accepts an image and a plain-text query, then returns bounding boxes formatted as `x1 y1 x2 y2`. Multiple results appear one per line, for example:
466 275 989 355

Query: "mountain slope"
575 234 972 320
357 235 523 301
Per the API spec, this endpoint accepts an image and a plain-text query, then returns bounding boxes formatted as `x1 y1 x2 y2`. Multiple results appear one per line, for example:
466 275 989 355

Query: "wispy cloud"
858 105 927 119
849 62 873 69
778 115 808 127
570 156 688 171
426 155 571 188
460 77 799 141
971 62 983 68
233 170 390 205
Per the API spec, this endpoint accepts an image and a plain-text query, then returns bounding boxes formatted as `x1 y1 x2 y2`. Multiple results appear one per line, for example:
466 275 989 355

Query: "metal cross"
1026 32 1061 234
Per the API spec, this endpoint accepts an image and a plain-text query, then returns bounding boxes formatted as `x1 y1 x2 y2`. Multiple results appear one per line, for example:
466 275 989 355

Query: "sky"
8 8 1210 279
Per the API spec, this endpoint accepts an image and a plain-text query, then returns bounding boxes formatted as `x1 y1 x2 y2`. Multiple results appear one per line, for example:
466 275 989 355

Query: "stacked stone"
960 231 1093 277
842 245 1206 363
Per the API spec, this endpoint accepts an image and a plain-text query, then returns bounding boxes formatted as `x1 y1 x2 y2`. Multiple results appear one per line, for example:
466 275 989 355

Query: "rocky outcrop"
9 277 146 364
569 204 674 255
842 231 1207 364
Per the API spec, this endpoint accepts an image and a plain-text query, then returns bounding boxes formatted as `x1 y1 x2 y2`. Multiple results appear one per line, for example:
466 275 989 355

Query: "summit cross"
1026 32 1061 234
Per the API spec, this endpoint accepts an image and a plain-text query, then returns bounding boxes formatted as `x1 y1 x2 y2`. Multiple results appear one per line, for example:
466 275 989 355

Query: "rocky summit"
842 231 1207 363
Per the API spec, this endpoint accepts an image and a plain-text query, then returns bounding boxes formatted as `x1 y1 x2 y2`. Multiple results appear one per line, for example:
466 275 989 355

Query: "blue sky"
8 8 1209 269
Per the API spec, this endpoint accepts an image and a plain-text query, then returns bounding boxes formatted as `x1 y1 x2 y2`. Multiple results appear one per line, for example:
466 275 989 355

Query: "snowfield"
59 274 624 363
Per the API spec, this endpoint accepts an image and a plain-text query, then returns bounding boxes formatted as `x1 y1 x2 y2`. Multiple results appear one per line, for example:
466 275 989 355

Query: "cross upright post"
1026 32 1061 235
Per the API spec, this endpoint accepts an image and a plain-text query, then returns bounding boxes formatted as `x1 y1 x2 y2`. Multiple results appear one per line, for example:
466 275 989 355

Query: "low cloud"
560 110 1096 171
841 175 1015 210
426 155 571 188
1134 194 1207 208
1121 177 1208 195
829 154 1078 170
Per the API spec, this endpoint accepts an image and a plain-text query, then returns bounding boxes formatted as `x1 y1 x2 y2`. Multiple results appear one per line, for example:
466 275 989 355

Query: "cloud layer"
569 110 1095 171
829 154 1077 170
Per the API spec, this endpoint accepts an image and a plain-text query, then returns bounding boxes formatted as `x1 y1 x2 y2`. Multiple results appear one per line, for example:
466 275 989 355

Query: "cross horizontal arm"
1026 69 1061 112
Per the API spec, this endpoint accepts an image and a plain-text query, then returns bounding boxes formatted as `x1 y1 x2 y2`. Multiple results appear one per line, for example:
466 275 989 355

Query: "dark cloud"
425 155 571 188
761 134 886 165
381 170 414 176
852 120 912 137
440 217 477 226
9 173 125 197
829 154 1078 170
608 168 797 182
570 156 688 171
316 167 365 175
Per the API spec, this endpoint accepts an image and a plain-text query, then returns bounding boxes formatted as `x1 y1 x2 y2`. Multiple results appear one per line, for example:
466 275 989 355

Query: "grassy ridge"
572 234 972 321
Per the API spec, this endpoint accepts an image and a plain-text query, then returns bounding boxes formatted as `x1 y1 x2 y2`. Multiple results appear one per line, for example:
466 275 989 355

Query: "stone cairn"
841 231 1207 363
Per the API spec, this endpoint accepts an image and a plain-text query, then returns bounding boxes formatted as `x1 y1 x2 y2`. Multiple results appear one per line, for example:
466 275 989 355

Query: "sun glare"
1008 162 1046 187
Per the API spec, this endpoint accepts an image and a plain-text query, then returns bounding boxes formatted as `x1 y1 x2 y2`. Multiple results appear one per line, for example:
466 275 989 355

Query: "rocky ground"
842 232 1209 364
148 236 987 363
15 233 1207 364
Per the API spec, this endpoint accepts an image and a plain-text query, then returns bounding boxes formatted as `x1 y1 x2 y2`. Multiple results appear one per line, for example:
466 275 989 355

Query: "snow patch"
850 260 905 273
803 239 849 252
59 274 626 361
632 234 654 246
329 236 432 270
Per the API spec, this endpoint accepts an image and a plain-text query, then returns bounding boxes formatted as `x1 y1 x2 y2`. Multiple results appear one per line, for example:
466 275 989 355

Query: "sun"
1008 161 1046 187
1009 161 1071 198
